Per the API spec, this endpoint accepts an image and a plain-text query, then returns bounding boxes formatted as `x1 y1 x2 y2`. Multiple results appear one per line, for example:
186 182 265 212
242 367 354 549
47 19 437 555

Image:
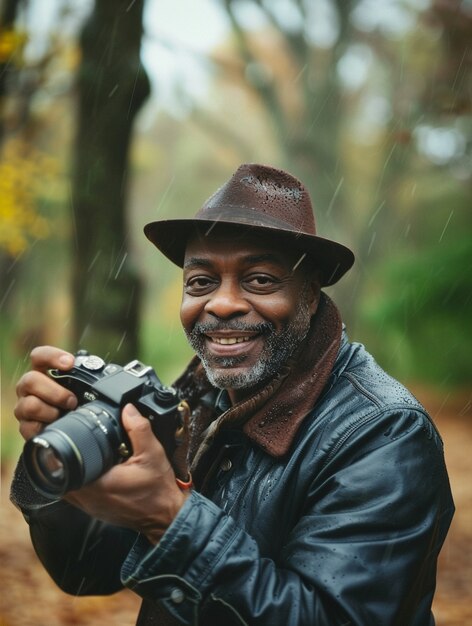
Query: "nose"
204 279 251 319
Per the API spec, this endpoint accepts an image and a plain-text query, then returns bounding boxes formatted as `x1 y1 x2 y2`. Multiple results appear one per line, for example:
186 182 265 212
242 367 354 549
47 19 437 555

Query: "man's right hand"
14 346 78 441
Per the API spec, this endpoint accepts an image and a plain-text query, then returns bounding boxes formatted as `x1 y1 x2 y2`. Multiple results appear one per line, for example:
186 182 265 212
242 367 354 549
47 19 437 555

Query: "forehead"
184 227 305 270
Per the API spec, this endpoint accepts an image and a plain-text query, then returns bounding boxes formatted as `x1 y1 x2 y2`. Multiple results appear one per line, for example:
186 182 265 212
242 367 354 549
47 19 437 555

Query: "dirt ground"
0 387 470 626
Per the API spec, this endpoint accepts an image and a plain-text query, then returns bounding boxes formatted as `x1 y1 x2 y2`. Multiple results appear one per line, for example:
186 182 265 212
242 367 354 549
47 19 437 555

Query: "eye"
250 275 272 285
244 274 279 293
184 275 217 295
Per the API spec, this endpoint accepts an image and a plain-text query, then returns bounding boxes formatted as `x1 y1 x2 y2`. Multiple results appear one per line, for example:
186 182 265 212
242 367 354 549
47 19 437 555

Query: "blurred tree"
0 0 54 318
220 0 353 241
0 138 52 257
0 0 22 141
1 1 152 363
428 0 471 117
71 0 150 362
359 0 472 386
0 0 24 304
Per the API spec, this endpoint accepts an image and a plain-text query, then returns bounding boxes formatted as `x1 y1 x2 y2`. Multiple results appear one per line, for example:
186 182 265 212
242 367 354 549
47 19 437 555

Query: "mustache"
191 320 274 335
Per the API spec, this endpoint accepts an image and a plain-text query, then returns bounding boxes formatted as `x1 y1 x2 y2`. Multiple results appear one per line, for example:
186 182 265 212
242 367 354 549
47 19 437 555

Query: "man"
11 163 454 625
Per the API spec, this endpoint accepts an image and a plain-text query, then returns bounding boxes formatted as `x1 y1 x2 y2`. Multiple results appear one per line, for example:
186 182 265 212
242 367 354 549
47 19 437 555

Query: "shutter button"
220 458 232 471
170 588 185 604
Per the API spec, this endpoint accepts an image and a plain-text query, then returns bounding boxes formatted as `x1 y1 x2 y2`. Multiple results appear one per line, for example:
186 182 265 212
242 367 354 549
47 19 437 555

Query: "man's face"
180 229 320 403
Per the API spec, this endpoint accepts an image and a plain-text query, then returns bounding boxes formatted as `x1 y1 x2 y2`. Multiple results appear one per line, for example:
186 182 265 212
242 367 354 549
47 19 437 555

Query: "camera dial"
80 355 106 371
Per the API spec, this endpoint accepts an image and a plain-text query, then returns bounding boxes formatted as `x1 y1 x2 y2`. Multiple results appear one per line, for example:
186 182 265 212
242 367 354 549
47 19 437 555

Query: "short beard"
185 292 313 392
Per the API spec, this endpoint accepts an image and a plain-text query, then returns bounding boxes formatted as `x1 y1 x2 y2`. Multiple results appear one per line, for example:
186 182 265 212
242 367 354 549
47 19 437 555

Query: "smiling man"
11 164 454 626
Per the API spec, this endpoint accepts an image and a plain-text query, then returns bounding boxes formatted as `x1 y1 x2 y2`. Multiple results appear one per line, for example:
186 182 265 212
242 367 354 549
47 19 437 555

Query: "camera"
23 351 187 499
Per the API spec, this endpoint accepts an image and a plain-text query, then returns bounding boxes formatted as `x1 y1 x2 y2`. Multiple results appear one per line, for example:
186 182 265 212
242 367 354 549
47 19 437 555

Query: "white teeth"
212 336 251 345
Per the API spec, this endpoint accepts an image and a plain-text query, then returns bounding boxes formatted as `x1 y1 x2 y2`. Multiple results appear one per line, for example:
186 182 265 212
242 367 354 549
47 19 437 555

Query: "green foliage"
361 237 472 385
0 314 29 462
139 270 194 384
140 317 193 387
0 139 60 257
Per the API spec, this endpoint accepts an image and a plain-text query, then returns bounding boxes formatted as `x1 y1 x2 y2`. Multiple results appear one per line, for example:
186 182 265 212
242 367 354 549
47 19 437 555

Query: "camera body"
23 351 185 499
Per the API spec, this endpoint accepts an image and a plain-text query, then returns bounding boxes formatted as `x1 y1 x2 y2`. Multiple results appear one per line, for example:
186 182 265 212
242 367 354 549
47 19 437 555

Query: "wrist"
144 487 190 546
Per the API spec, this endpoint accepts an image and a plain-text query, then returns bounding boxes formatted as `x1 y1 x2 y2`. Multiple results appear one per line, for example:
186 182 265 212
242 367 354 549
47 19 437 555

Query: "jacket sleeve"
120 407 454 626
10 458 137 596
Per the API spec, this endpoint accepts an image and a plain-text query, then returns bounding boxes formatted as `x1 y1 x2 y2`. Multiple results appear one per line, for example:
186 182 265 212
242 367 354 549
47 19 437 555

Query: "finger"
14 393 62 423
16 371 78 412
18 418 48 441
14 391 65 442
30 346 75 374
122 404 168 462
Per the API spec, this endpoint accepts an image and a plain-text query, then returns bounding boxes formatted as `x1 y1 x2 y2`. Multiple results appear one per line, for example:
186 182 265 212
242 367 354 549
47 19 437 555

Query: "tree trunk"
71 0 150 363
0 0 31 315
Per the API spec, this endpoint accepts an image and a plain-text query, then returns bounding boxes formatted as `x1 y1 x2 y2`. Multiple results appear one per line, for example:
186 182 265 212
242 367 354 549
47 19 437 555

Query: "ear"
307 273 322 316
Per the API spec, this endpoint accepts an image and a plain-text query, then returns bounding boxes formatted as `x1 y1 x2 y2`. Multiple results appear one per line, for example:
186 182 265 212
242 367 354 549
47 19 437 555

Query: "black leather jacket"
11 333 454 625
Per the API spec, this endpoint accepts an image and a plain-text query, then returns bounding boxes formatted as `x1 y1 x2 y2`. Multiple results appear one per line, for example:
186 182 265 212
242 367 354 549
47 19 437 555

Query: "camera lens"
23 403 124 498
34 446 65 483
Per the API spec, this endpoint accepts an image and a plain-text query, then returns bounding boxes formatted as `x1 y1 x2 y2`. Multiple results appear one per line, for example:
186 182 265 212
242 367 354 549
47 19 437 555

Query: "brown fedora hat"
144 163 354 286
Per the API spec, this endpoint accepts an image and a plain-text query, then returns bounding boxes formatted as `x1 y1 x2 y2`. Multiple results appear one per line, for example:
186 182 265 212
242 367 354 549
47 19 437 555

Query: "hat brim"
144 218 354 287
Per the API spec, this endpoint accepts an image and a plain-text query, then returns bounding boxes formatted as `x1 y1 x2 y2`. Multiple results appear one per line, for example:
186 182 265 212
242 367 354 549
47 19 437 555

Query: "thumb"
122 403 155 457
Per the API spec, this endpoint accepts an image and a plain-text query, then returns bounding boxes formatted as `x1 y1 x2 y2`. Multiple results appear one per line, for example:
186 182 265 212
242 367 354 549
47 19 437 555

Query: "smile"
210 336 252 345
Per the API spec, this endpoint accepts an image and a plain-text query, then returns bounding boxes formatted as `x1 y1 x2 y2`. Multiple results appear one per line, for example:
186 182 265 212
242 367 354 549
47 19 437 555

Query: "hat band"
195 206 316 237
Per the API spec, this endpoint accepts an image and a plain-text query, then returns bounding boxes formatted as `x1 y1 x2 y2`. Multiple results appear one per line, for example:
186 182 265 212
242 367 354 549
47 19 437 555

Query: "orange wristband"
175 475 193 490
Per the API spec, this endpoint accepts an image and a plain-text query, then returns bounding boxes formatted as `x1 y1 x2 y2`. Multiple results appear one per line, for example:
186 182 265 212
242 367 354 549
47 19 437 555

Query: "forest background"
0 0 471 624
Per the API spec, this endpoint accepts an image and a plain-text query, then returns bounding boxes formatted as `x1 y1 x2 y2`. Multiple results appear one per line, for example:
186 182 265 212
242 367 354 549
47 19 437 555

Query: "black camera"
23 351 187 499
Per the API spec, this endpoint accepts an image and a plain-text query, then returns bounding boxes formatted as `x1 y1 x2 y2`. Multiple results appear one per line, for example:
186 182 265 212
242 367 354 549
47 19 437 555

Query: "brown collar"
173 293 342 481
243 293 341 455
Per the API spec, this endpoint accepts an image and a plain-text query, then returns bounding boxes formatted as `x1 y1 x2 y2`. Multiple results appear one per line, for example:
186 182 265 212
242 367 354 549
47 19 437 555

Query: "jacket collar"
243 292 342 456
